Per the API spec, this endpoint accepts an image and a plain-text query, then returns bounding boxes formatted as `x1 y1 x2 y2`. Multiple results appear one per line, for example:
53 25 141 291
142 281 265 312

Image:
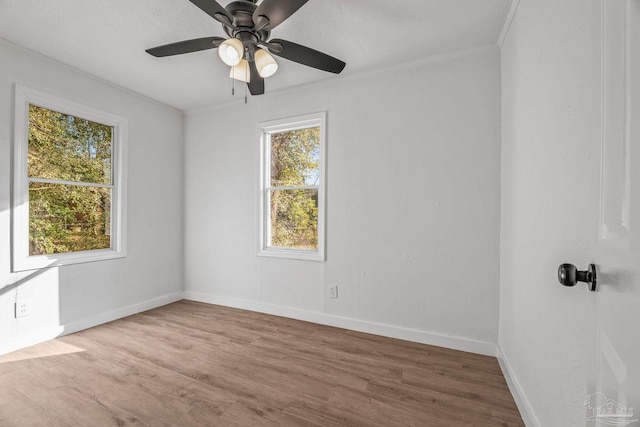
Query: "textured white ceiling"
0 0 512 111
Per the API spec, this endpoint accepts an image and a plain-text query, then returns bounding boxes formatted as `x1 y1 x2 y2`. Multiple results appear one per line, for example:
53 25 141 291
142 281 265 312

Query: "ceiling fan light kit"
230 59 251 82
254 49 278 78
218 37 244 66
146 0 346 99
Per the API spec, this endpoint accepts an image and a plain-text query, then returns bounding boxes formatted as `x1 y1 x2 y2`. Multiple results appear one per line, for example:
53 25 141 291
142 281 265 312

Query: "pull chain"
244 60 248 104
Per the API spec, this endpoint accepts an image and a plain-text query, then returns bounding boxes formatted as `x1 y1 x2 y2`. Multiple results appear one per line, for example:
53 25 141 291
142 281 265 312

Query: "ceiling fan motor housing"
224 0 270 53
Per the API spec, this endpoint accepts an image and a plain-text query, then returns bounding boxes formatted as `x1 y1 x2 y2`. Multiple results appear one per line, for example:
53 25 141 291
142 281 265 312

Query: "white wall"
0 39 184 354
500 0 640 425
184 46 502 355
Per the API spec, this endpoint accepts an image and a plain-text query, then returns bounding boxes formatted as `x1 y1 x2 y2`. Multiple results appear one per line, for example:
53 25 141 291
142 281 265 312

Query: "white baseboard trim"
183 291 497 357
496 345 540 427
0 325 65 357
61 291 183 336
0 291 183 356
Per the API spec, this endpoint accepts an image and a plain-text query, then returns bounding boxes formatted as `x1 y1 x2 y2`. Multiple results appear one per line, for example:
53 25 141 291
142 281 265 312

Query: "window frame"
258 112 326 261
12 85 127 272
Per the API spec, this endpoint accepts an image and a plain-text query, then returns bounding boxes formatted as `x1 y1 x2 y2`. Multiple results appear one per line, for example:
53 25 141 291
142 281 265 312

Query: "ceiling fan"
146 0 346 97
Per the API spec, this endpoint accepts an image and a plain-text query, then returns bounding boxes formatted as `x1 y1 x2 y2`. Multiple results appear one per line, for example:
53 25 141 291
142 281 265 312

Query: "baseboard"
0 325 65 357
0 291 183 356
496 345 540 427
183 291 497 357
61 291 183 336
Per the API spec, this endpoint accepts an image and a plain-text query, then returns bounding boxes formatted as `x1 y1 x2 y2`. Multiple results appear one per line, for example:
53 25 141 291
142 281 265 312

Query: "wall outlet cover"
15 300 32 318
329 285 338 299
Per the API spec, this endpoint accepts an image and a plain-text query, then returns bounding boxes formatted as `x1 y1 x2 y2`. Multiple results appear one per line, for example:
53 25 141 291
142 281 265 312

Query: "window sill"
12 248 126 272
257 247 325 262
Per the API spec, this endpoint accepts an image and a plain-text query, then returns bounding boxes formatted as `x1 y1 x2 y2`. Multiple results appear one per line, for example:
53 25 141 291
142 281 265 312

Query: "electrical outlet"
15 300 31 318
329 285 339 299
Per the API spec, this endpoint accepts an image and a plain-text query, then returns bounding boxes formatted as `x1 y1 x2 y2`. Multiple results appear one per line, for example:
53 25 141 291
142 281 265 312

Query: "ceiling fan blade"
268 39 346 74
189 0 233 25
248 60 265 95
146 37 225 57
253 0 308 30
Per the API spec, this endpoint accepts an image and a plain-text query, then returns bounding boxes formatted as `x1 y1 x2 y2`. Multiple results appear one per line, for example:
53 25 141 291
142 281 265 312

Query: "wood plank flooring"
0 300 524 426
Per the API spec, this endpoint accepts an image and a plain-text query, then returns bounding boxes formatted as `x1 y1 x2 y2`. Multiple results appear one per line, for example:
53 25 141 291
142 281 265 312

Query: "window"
259 112 326 261
12 86 127 271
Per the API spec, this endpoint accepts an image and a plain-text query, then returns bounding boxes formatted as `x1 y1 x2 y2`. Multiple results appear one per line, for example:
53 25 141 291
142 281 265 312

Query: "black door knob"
558 263 597 291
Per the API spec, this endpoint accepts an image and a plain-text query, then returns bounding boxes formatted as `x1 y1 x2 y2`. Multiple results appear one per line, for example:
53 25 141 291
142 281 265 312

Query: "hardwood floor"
0 301 524 426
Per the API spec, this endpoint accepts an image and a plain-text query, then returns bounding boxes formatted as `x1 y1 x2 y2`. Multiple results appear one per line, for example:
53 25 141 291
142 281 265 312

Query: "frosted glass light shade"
218 38 243 66
230 60 251 82
255 49 278 78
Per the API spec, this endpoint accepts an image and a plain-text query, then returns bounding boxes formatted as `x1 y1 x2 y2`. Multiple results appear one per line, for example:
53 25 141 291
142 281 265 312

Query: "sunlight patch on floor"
0 339 85 364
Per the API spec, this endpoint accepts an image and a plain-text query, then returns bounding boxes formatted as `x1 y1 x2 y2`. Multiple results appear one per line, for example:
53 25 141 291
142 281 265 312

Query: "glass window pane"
270 127 320 187
29 182 111 255
270 189 318 249
28 104 112 184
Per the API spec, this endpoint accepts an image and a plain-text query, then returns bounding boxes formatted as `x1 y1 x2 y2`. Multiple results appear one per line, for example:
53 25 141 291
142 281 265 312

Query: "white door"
588 1 640 424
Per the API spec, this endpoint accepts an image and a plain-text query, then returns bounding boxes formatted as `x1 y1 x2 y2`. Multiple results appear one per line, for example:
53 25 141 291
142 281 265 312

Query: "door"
589 0 640 424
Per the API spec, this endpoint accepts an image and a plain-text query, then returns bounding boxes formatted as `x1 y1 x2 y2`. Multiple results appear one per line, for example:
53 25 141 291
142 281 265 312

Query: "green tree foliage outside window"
28 105 113 255
269 127 320 249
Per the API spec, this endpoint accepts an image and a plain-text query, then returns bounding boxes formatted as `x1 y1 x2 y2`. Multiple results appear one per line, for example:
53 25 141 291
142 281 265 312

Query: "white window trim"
12 85 128 272
258 112 326 261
